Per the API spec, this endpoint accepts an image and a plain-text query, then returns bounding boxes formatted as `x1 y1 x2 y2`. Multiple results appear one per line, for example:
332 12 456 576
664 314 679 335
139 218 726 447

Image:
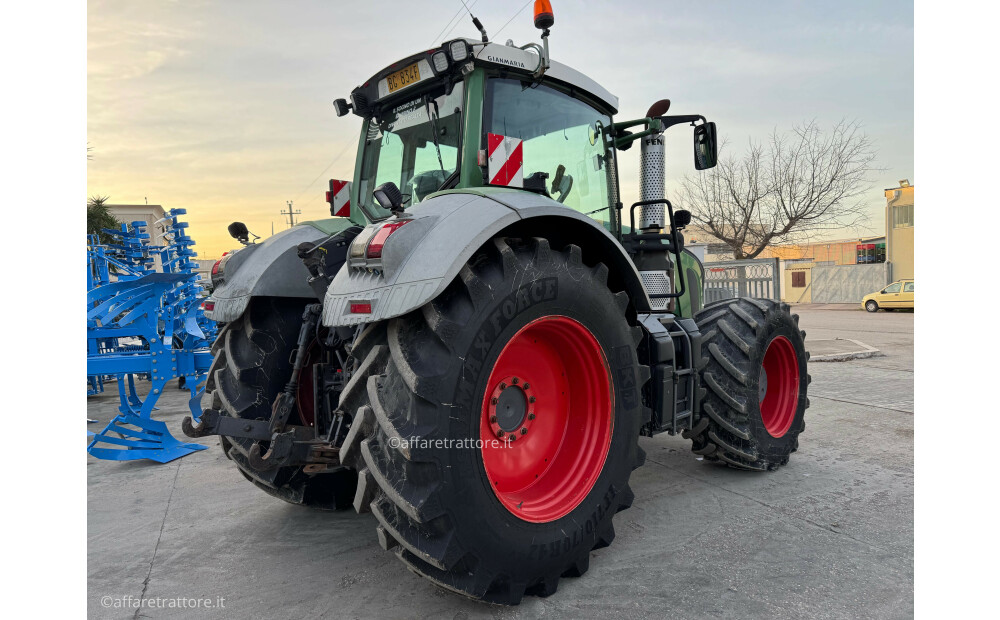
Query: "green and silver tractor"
186 6 809 604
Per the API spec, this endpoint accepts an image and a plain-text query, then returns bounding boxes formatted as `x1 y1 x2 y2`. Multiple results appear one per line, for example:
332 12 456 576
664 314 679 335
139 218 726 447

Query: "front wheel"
865 300 879 312
339 237 645 604
685 298 810 470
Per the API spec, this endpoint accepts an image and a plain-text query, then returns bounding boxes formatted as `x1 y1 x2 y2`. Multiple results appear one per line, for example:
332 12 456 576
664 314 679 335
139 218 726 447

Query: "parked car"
862 279 914 312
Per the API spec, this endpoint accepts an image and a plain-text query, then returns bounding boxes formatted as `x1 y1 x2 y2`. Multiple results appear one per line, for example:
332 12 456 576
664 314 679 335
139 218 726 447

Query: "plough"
86 209 216 463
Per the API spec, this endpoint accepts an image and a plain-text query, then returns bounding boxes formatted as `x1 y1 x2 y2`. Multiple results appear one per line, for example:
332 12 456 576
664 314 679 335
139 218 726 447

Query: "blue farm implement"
87 209 217 463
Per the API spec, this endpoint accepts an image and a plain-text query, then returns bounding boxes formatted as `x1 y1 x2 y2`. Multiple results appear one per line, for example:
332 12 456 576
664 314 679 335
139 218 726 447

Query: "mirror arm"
612 115 709 150
654 114 706 129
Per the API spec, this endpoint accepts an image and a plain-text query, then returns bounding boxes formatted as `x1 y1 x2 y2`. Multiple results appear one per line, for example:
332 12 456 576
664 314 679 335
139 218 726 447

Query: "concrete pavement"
87 306 913 619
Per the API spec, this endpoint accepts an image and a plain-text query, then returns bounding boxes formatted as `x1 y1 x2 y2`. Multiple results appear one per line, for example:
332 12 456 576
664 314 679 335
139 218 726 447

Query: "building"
885 180 914 280
107 204 168 246
759 237 885 266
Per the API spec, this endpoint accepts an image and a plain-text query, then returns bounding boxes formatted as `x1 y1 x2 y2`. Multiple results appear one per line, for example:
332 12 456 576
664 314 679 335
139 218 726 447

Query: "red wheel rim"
480 316 614 523
759 335 800 438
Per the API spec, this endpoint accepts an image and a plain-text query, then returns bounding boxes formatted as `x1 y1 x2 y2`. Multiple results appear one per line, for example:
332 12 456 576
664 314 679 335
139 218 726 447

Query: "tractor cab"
334 24 716 229
335 35 625 228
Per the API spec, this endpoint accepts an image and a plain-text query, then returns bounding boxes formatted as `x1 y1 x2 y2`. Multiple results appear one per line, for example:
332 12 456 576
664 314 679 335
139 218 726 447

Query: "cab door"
878 281 903 308
898 281 914 308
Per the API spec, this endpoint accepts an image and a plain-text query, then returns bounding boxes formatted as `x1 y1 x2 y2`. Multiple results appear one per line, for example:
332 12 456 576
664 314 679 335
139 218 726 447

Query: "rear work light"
431 51 449 74
448 40 470 62
365 220 411 260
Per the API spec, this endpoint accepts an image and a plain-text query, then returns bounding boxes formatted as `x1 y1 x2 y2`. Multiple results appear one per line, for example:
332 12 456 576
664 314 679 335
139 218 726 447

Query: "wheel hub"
487 377 535 436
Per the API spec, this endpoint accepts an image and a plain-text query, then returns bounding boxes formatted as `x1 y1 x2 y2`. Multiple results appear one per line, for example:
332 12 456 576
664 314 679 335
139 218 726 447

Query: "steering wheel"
551 165 573 204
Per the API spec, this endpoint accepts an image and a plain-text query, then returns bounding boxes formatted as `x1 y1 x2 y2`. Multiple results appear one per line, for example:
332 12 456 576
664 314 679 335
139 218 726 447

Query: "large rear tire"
207 297 358 508
684 298 810 470
338 237 645 604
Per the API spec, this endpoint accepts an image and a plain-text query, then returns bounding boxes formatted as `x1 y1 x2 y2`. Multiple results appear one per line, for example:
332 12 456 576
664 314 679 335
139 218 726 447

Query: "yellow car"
863 279 914 312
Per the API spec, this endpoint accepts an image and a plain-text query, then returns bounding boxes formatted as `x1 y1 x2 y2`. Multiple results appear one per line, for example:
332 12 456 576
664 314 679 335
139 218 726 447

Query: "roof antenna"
461 0 488 42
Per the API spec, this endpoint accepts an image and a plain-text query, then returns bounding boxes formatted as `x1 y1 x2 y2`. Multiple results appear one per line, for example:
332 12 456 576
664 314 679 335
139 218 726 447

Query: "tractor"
186 2 809 604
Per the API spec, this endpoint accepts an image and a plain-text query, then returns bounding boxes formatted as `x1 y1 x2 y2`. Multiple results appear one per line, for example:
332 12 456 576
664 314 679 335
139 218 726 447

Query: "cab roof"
351 38 619 117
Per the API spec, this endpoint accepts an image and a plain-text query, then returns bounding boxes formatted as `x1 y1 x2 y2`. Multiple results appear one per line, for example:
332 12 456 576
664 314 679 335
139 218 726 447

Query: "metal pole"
280 201 302 229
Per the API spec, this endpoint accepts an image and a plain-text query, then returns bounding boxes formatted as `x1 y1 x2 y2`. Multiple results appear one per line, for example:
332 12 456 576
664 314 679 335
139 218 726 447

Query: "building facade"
885 180 914 280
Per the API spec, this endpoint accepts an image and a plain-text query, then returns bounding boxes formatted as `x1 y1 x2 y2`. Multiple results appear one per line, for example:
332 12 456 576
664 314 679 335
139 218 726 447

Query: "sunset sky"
87 0 913 259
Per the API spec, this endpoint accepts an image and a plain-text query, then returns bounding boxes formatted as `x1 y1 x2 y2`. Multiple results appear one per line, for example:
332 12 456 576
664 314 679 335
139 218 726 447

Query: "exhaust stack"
639 132 666 230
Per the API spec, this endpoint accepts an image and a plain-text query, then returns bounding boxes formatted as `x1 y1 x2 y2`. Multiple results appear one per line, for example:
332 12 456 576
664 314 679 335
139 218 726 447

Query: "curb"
809 338 883 362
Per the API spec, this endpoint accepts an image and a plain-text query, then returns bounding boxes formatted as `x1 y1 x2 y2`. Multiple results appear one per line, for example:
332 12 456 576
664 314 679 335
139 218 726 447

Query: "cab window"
358 83 464 220
485 78 613 223
903 282 914 292
885 282 902 293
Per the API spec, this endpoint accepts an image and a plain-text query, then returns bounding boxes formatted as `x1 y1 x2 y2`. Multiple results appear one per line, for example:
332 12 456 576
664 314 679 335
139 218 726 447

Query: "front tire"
865 300 879 312
685 298 810 470
340 237 645 604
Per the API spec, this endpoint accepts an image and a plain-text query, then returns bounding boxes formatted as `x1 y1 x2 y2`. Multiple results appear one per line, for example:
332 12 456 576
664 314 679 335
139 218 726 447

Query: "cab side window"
486 78 613 222
903 282 914 293
885 282 902 293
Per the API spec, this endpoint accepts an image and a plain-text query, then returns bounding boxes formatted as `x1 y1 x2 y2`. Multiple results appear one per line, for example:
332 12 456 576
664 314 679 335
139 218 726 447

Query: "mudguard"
322 188 651 327
206 219 355 323
677 248 705 317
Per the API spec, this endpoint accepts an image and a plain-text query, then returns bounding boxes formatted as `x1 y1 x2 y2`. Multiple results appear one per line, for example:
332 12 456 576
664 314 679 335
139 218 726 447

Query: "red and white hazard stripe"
487 133 523 188
326 179 352 217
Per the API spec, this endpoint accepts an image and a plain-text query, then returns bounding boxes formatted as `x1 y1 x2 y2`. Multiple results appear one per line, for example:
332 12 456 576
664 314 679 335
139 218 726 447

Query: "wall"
889 228 914 280
811 263 890 304
783 262 815 303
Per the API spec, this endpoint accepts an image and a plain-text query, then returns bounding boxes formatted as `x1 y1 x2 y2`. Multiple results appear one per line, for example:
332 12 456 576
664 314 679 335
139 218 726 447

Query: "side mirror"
227 221 250 245
673 209 692 228
333 98 352 117
373 182 404 214
693 121 718 170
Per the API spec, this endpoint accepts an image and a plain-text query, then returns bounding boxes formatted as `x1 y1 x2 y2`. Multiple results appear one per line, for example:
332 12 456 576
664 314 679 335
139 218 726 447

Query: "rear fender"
207 220 355 322
322 189 651 327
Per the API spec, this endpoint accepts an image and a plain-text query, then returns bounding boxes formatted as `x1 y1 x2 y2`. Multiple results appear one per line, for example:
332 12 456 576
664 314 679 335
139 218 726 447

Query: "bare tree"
679 120 878 259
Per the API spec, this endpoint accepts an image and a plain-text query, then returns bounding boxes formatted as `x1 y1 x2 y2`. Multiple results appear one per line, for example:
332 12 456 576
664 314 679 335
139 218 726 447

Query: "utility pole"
280 201 301 229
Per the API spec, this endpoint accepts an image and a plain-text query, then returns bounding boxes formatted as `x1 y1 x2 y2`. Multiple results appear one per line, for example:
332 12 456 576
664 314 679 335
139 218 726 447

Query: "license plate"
386 63 421 93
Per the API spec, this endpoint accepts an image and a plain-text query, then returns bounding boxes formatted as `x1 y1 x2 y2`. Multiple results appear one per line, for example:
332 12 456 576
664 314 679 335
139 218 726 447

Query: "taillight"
366 220 410 260
211 251 230 276
203 301 215 311
350 301 372 314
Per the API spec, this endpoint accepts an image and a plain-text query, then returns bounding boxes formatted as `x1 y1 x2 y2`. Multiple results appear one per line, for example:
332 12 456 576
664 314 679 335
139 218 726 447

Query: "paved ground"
87 304 913 619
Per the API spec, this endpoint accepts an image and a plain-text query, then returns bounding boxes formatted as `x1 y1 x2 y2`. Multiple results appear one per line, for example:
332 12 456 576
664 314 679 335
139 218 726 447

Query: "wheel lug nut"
499 382 506 390
529 396 536 403
523 383 530 389
511 377 519 384
491 397 498 405
520 427 527 435
490 415 497 423
509 435 516 442
497 430 504 438
528 413 535 420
